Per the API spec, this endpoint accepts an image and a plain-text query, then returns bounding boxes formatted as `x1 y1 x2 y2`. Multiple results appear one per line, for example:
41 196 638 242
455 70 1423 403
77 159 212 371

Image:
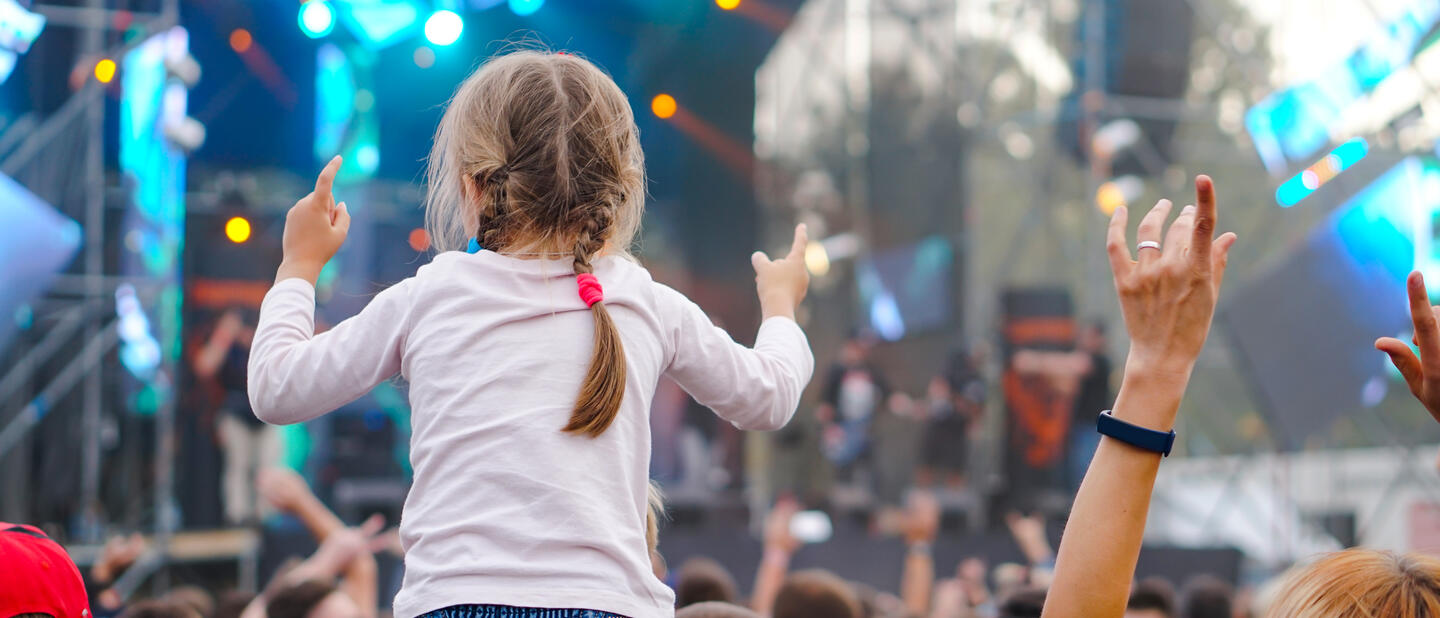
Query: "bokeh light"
509 0 545 16
299 1 335 39
716 0 742 9
424 10 463 46
229 29 253 53
224 217 252 244
408 228 431 252
93 59 116 84
651 94 677 119
413 46 436 68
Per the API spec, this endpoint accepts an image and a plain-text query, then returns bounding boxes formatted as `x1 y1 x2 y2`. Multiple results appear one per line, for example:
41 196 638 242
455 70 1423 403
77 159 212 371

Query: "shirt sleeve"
656 285 814 431
247 277 412 425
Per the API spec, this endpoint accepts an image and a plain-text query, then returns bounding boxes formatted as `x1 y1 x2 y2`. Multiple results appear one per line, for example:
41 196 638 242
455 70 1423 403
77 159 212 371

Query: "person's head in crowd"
119 601 200 618
266 580 361 618
1264 549 1440 617
1078 319 1107 353
212 591 256 618
0 523 90 618
1126 577 1176 618
840 329 877 366
1178 575 1232 618
164 586 215 618
674 602 759 618
675 557 738 607
992 562 1030 602
773 570 861 618
998 587 1047 618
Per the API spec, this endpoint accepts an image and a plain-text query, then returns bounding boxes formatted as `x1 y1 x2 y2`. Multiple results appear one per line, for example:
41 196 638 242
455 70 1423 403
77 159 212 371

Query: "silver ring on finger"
1137 241 1162 253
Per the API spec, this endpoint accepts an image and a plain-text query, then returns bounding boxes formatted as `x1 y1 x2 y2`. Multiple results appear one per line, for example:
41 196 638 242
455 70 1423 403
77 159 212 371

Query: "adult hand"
308 514 387 576
278 156 350 286
1106 176 1238 382
902 491 941 545
256 466 312 513
752 224 811 320
763 498 802 555
1377 272 1440 422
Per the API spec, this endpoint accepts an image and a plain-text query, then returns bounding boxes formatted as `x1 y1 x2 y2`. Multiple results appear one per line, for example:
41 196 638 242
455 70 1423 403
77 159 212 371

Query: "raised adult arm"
1042 176 1237 618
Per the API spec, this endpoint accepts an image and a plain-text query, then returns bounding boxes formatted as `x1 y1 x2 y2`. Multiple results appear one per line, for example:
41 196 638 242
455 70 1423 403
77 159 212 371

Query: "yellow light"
225 217 252 244
804 241 830 277
94 59 117 84
651 94 677 120
716 0 742 9
1095 181 1126 216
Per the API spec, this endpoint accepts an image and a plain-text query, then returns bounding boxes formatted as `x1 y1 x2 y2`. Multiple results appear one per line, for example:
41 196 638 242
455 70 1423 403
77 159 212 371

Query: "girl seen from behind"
247 50 815 618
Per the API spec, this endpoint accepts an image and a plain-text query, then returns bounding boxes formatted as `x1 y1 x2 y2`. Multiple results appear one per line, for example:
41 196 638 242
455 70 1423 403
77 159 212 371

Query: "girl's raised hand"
1377 272 1440 422
1106 175 1238 381
752 224 810 320
277 156 351 285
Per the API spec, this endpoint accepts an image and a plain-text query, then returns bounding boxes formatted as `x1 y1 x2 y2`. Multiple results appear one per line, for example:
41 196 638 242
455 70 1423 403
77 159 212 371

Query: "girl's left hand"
278 156 350 285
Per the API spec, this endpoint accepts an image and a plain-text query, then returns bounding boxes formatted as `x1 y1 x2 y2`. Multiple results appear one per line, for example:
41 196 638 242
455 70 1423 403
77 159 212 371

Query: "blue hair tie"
467 238 482 254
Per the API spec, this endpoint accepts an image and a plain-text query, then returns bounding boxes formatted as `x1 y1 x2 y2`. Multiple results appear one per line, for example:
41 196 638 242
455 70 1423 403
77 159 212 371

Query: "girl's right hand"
751 224 811 320
277 156 350 285
1377 271 1440 422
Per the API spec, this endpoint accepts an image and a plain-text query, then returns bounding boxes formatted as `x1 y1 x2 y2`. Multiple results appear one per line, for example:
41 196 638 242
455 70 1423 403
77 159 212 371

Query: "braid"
563 200 624 437
474 168 511 249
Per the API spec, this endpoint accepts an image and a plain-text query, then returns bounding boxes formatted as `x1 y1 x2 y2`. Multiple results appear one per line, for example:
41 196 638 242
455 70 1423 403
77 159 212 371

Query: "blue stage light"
509 0 544 16
423 10 463 46
299 1 336 39
1275 138 1369 207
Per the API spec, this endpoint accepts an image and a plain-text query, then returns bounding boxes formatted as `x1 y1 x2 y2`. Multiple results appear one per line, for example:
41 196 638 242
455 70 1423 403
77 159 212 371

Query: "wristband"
1096 410 1175 457
908 541 932 557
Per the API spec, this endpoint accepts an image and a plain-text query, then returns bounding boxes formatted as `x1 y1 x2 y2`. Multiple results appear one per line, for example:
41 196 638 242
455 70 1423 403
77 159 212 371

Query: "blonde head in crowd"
1263 549 1440 617
424 50 646 437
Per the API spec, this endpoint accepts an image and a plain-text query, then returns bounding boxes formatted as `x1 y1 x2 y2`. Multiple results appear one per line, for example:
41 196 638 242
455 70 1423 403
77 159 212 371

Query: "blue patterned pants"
419 605 627 618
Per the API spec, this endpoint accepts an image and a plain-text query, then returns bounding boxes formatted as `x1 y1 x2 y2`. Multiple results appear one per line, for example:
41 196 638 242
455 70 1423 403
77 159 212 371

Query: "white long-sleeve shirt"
248 251 814 618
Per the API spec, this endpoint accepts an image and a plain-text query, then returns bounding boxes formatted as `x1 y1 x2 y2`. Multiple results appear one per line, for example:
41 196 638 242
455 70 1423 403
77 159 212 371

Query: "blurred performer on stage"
1067 321 1112 491
194 308 279 525
818 330 888 487
919 349 985 489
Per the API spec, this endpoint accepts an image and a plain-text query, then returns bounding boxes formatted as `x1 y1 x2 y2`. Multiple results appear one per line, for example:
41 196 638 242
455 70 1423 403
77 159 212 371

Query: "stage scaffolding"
753 0 1440 560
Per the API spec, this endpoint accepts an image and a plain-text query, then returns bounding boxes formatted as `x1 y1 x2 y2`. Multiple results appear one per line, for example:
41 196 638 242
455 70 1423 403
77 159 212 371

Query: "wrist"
277 259 324 286
759 294 797 320
1111 362 1191 431
762 545 794 566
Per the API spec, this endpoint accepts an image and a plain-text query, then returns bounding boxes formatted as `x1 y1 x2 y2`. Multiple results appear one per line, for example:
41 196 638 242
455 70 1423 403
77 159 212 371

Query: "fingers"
1163 204 1197 262
1377 337 1424 397
333 202 351 234
1408 272 1440 374
359 513 386 538
788 224 808 261
751 251 771 273
1211 232 1238 292
1105 205 1133 280
1191 175 1217 268
1135 199 1172 266
314 156 342 201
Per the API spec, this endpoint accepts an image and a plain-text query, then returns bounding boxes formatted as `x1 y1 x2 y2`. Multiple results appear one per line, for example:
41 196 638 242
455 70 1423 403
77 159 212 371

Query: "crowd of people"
8 49 1440 618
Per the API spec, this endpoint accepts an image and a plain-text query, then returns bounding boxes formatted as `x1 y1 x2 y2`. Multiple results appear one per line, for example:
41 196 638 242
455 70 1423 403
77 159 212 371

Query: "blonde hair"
425 50 645 437
1265 549 1440 618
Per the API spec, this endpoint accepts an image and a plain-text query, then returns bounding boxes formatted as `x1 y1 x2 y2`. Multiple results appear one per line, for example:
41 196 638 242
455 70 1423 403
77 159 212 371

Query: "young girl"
248 51 814 618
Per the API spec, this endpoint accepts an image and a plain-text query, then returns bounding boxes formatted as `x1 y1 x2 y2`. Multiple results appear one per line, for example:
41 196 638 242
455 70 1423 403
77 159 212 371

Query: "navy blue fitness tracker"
1096 410 1175 457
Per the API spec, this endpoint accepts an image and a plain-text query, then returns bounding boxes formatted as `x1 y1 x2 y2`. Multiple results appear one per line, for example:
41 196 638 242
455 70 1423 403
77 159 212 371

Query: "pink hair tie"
576 273 604 308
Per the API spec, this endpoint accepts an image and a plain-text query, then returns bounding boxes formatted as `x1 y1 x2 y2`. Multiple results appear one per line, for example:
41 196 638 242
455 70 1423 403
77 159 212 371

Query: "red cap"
0 523 91 618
